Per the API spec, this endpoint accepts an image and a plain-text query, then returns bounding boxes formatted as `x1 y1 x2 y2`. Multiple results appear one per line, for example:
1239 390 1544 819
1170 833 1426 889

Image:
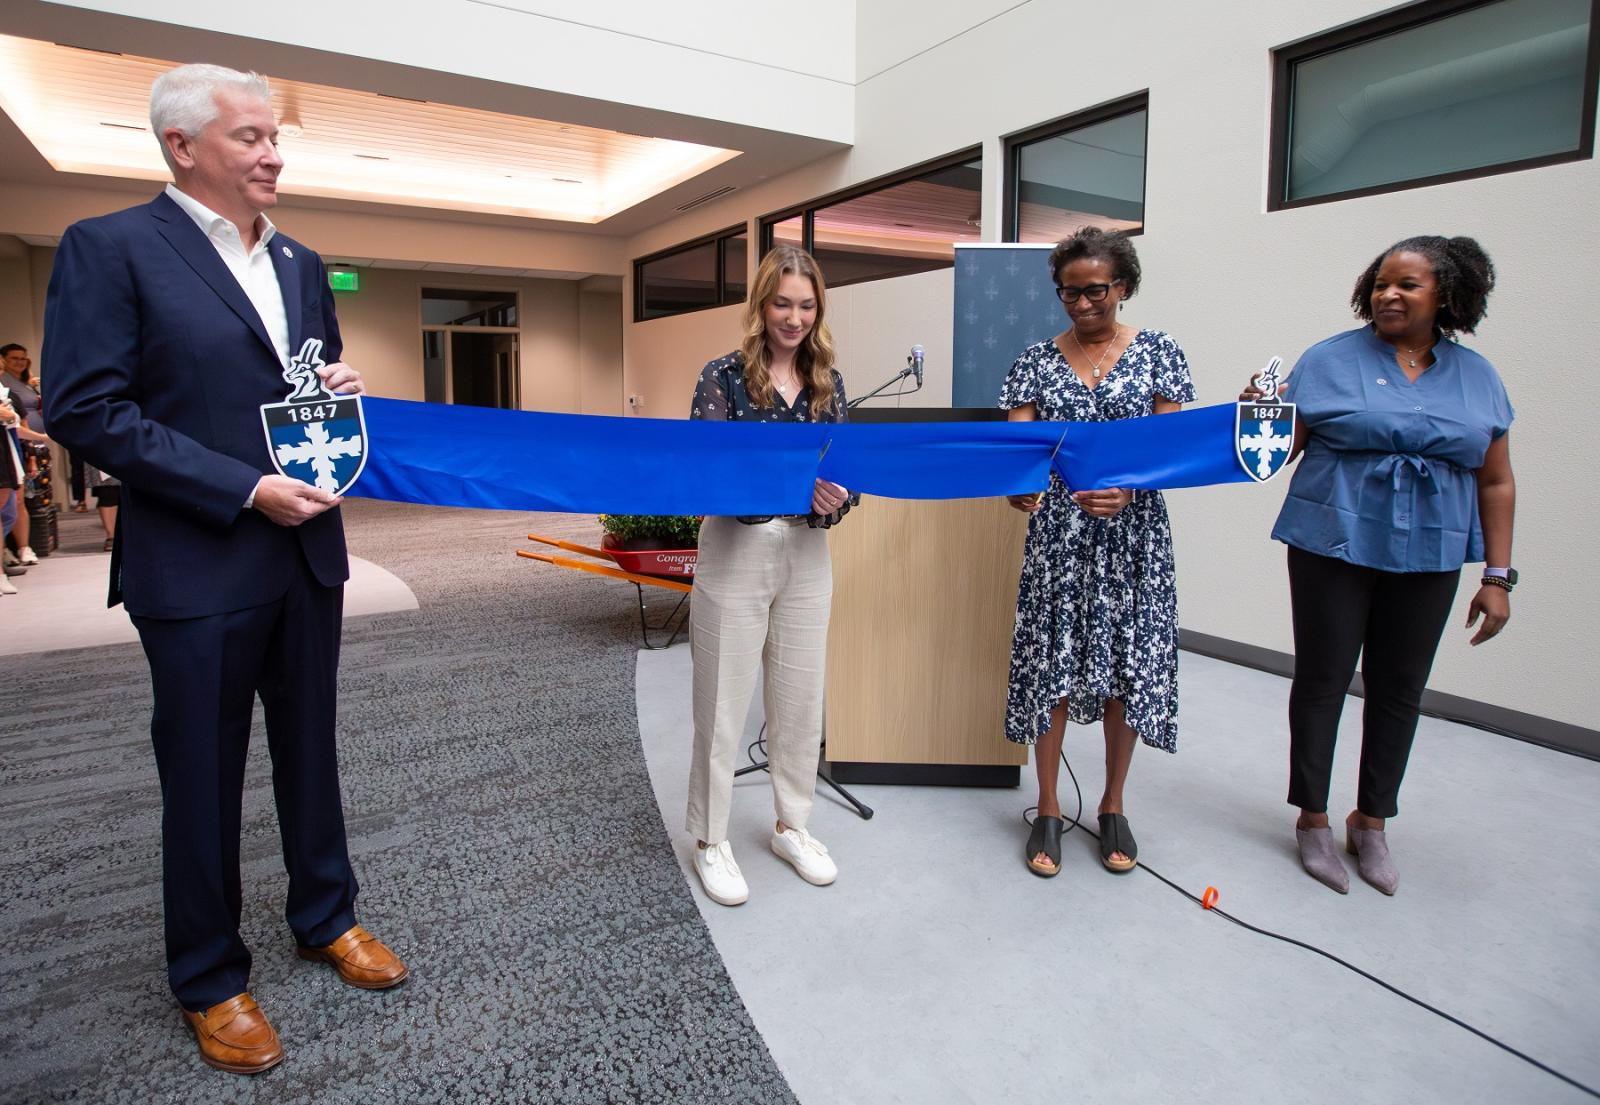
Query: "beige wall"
234 270 618 414
0 181 628 277
0 236 39 353
578 291 624 416
618 0 1600 729
8 237 623 417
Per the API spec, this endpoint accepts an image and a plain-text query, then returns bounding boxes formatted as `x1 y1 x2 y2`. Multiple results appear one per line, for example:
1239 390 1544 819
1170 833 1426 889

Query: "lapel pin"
282 245 293 259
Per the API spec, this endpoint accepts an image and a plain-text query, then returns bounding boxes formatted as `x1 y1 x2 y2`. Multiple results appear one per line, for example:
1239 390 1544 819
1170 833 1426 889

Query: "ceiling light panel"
0 35 740 223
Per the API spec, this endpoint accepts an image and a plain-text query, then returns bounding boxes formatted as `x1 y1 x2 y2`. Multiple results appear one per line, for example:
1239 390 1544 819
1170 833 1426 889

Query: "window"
421 288 517 327
758 149 983 289
633 226 748 321
421 288 520 409
1270 0 1598 209
1004 94 1148 242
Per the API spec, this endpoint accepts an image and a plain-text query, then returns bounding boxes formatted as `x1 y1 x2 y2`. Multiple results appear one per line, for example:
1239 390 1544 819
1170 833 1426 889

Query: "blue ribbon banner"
353 397 1258 514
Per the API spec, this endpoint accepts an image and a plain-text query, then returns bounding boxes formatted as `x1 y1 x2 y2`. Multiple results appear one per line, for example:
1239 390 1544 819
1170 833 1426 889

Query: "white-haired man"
43 63 406 1075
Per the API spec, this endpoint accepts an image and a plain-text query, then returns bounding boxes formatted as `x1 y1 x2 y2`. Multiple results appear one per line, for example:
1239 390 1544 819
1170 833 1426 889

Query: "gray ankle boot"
1346 824 1399 895
1296 825 1349 894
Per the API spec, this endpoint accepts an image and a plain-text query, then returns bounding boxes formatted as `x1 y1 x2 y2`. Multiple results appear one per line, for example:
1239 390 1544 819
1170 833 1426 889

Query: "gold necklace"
1394 336 1435 370
1072 325 1121 379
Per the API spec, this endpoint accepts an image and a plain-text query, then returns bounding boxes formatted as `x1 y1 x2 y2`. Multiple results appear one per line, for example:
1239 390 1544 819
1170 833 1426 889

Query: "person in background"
0 386 22 595
1001 227 1194 879
1245 235 1515 896
0 344 46 565
85 463 119 552
684 244 853 907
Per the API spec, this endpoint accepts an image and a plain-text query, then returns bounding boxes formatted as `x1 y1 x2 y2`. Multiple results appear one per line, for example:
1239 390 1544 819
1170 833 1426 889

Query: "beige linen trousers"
686 515 833 844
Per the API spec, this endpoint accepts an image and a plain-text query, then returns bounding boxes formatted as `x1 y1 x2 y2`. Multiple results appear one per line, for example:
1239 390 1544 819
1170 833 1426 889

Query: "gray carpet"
0 500 797 1105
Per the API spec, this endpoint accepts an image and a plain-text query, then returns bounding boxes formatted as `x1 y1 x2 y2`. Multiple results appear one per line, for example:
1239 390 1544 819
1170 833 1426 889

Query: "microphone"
909 345 924 387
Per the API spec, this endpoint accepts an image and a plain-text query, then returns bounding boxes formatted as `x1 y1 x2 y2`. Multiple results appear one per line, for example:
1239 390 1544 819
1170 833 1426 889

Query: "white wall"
621 0 1600 729
47 0 855 142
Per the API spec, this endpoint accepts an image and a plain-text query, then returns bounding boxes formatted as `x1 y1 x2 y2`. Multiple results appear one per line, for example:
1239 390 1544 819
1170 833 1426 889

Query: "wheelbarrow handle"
516 548 693 593
526 534 610 561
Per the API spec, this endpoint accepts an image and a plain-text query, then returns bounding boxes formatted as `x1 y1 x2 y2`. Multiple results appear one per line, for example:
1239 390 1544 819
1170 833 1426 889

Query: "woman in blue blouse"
1247 235 1516 896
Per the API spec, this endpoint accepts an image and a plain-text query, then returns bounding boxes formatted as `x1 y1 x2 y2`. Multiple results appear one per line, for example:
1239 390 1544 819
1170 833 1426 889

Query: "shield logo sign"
261 395 368 495
1235 401 1296 482
258 338 368 496
1234 356 1295 483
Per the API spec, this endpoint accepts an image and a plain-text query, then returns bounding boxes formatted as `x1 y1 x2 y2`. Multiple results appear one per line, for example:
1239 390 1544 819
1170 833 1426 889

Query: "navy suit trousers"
132 555 358 1010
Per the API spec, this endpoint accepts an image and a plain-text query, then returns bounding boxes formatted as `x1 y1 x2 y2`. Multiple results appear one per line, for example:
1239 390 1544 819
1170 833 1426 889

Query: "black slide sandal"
1026 815 1063 877
1097 813 1137 873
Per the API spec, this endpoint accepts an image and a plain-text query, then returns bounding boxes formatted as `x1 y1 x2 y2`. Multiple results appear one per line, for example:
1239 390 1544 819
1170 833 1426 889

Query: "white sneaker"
0 575 16 595
1 548 15 567
770 826 838 886
693 840 749 906
18 546 38 566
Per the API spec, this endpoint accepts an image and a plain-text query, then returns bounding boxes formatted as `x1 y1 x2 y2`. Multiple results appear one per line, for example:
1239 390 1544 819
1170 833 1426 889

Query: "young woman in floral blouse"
684 245 853 907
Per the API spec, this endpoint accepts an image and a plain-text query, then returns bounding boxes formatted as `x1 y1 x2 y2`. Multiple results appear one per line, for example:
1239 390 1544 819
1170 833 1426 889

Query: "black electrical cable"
1023 749 1599 1100
745 723 769 770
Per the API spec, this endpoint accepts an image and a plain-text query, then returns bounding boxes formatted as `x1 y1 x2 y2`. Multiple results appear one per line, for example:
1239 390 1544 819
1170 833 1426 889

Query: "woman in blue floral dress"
1001 227 1195 878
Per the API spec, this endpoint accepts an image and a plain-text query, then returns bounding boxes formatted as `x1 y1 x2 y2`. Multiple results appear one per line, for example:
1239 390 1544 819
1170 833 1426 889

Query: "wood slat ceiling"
0 34 739 223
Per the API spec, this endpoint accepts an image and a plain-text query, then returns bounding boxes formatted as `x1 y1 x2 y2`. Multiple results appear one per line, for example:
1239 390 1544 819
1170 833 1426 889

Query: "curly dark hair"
1047 226 1141 299
1351 236 1495 335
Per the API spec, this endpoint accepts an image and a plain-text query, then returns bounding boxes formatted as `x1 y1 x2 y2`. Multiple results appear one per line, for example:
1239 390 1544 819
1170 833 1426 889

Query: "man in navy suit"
43 63 406 1075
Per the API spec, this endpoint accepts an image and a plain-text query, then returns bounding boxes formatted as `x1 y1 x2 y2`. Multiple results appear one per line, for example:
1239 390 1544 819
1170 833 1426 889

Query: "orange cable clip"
1201 886 1219 910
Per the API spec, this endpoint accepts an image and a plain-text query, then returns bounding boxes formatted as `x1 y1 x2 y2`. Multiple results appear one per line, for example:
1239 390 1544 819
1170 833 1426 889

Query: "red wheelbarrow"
518 533 695 649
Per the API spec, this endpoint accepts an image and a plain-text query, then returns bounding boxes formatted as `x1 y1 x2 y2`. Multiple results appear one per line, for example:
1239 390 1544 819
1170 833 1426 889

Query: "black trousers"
1286 546 1460 819
132 556 358 1011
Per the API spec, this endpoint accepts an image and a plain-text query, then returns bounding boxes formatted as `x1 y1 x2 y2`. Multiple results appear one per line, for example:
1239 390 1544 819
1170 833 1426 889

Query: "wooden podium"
822 410 1031 785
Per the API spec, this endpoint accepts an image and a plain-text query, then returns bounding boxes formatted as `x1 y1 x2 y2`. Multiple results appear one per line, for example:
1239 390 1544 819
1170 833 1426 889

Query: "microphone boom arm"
847 350 925 410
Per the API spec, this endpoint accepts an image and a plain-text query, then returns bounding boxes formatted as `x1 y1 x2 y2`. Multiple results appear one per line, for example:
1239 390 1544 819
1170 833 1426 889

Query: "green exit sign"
328 270 360 292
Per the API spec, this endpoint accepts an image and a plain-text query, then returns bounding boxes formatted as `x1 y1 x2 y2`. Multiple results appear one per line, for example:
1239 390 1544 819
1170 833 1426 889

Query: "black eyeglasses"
1055 282 1116 304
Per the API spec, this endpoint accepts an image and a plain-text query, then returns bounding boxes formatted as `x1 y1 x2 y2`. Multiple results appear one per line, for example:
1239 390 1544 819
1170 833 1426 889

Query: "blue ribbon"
354 398 1256 513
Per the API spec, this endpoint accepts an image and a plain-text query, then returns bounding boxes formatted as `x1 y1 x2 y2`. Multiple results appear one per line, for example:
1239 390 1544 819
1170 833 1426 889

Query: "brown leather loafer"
296 924 408 989
182 992 283 1074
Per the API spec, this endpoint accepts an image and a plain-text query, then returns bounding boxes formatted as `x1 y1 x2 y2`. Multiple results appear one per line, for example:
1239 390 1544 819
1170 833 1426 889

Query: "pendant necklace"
1073 325 1121 380
1395 338 1434 370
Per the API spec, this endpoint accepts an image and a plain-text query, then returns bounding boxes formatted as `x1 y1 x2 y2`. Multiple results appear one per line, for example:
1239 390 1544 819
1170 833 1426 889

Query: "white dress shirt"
164 183 291 369
165 184 295 509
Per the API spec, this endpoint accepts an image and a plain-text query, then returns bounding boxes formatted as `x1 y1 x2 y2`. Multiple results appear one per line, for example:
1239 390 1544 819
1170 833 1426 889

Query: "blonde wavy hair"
739 245 838 415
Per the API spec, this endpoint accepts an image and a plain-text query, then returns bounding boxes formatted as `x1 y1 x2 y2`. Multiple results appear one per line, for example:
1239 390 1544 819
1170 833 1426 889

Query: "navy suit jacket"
43 192 349 619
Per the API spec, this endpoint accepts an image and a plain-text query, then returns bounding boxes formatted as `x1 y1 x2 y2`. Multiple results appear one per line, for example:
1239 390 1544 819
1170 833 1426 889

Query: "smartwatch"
1482 566 1517 591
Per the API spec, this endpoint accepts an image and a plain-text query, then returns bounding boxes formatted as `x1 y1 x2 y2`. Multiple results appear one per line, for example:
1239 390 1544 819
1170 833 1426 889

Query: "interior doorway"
420 287 521 409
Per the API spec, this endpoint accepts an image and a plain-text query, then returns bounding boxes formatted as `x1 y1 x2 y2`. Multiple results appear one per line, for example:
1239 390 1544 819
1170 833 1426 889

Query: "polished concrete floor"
638 644 1600 1105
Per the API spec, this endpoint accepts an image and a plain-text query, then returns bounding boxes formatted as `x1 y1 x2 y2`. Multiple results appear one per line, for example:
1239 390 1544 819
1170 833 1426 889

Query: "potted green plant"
598 515 701 579
598 514 701 551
